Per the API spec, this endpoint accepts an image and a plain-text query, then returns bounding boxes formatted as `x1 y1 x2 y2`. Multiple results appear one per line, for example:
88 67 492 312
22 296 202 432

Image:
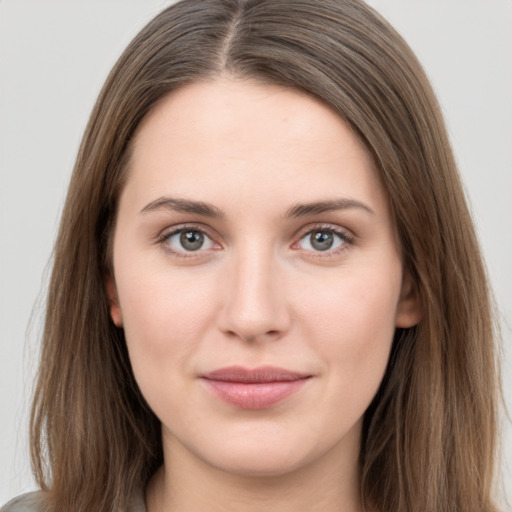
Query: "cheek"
116 264 222 420
296 266 401 391
300 265 400 332
115 260 219 378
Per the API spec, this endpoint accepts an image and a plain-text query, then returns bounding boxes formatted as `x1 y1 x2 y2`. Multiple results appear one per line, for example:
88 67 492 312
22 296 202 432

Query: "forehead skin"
124 78 386 222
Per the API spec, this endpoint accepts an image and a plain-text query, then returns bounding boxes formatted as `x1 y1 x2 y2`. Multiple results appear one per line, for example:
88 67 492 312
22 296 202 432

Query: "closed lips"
200 366 312 409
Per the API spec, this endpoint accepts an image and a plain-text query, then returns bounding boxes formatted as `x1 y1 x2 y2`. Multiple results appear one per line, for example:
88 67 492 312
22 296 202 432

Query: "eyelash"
156 223 354 259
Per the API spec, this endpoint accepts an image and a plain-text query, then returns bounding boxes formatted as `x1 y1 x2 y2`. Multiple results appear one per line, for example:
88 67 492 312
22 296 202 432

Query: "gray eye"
166 229 214 252
298 229 346 252
180 230 204 251
310 231 334 251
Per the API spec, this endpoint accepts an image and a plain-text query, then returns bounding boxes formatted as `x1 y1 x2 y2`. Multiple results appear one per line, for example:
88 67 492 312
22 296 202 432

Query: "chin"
206 447 311 479
182 423 358 480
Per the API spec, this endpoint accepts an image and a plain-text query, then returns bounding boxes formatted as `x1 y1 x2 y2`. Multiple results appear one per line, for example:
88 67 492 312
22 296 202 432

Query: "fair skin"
108 78 421 512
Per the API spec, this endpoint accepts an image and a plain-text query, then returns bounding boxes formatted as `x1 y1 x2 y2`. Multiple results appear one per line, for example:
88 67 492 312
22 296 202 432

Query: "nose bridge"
220 239 289 341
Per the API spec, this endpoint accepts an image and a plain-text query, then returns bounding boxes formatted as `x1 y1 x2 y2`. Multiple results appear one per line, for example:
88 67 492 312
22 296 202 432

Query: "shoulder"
0 491 146 512
0 492 46 512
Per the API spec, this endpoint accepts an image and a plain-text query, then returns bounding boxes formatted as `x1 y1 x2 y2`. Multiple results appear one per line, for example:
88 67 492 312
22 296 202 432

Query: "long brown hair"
30 1 500 511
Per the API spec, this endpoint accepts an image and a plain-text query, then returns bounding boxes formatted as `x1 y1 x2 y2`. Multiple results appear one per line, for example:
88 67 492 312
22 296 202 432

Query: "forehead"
133 78 372 160
122 78 386 215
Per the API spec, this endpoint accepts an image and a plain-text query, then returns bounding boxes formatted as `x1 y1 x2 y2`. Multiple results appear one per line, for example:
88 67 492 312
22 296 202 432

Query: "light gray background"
1 0 511 506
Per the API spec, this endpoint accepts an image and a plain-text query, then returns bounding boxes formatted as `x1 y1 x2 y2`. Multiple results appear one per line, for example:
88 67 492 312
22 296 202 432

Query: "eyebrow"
140 196 224 218
140 196 374 219
284 198 375 218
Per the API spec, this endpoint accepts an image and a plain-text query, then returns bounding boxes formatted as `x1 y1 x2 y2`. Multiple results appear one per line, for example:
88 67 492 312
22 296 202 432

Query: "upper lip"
201 366 311 383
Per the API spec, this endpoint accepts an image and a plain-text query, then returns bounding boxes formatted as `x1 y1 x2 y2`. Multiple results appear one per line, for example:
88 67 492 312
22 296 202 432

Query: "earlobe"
106 276 123 327
396 272 422 328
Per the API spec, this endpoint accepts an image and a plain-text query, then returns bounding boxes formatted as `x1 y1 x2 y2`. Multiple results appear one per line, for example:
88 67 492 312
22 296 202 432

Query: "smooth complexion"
108 78 421 512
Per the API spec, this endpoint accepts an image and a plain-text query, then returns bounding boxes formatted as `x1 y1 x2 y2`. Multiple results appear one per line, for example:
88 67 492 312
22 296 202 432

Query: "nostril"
224 329 281 343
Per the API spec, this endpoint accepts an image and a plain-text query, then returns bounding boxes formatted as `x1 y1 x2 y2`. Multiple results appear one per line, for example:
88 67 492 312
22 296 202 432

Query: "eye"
162 228 216 254
296 228 351 252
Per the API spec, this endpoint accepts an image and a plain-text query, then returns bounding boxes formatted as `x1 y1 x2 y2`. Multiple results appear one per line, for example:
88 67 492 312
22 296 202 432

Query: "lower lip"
202 379 309 409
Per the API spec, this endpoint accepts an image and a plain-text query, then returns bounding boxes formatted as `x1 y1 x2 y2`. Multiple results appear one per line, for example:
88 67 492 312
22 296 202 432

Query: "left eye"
164 229 215 252
297 229 347 252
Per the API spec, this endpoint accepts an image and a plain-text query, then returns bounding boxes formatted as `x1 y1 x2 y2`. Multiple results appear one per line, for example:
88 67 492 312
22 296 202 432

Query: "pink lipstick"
200 366 311 409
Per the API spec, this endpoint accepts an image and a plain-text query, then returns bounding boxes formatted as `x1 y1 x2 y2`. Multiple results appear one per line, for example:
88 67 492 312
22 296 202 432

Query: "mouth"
200 366 312 409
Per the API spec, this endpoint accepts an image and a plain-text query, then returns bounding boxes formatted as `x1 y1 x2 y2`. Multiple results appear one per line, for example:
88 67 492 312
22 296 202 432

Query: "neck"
146 431 362 512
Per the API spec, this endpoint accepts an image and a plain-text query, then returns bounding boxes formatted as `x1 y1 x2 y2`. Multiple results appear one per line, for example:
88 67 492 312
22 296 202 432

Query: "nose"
217 243 291 343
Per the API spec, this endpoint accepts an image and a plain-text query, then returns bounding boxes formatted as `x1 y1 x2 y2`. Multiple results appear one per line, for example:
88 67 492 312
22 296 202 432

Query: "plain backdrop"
1 0 511 506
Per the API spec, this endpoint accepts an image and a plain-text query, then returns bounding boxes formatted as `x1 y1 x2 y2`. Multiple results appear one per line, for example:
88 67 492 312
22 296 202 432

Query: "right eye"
161 227 217 254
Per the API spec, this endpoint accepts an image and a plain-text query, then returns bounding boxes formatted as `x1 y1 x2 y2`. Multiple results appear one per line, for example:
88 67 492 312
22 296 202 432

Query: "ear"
105 275 123 327
395 271 422 328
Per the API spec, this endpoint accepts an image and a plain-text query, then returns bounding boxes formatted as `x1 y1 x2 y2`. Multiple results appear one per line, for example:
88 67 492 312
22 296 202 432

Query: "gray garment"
0 494 45 512
0 491 146 512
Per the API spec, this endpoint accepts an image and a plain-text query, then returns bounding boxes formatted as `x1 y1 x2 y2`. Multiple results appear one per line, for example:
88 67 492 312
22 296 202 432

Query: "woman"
1 0 501 511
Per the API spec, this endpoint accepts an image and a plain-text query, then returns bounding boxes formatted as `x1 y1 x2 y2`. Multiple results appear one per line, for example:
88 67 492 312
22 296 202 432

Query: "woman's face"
109 78 420 478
